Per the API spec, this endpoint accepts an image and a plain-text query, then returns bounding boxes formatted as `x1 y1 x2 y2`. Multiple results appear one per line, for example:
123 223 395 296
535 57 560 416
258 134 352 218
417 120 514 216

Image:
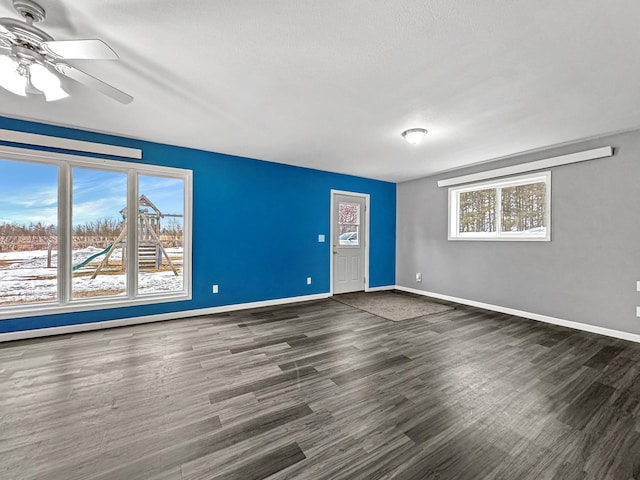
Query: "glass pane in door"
338 202 360 246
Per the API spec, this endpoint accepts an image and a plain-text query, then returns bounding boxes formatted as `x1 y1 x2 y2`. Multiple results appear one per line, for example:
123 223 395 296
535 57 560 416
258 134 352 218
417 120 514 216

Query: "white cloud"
3 187 58 209
72 197 126 225
73 172 127 200
0 206 58 226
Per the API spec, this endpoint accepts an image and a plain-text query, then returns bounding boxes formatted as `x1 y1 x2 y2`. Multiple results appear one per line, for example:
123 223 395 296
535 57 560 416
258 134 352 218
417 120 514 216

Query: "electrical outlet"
212 284 219 294
307 277 312 285
318 234 325 242
637 281 640 292
415 272 422 282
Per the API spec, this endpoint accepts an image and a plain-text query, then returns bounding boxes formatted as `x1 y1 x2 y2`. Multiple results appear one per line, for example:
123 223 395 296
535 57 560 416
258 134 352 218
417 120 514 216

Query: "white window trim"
438 146 611 187
0 129 142 159
0 145 192 321
448 171 551 242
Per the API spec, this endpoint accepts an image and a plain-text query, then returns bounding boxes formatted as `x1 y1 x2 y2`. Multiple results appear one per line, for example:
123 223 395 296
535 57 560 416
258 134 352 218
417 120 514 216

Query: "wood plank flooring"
2 294 640 479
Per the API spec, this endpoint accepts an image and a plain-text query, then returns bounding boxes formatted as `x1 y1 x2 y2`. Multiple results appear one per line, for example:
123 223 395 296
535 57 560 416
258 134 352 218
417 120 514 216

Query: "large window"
0 147 191 319
448 172 550 241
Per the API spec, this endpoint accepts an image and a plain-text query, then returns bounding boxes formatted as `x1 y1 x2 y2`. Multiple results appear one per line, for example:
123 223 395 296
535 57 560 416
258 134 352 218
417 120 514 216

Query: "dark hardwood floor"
2 294 640 479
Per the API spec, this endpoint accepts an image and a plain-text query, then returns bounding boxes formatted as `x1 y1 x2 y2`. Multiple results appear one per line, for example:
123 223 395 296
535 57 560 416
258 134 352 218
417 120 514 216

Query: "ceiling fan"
0 0 132 103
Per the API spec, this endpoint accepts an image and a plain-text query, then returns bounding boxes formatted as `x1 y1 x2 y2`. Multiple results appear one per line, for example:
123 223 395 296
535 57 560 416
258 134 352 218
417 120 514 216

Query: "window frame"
0 145 192 320
448 171 551 242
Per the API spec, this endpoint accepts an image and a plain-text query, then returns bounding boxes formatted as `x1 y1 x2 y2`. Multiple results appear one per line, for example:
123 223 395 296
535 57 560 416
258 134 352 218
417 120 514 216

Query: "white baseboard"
396 286 640 344
0 293 331 343
365 285 395 292
6 287 638 345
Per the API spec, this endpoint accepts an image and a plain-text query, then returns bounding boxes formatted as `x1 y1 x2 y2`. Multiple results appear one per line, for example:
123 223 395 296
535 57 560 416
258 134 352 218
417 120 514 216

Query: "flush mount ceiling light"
401 128 428 145
0 0 132 103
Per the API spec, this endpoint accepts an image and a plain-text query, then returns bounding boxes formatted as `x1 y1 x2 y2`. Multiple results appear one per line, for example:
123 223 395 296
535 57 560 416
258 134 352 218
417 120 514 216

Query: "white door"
333 193 366 294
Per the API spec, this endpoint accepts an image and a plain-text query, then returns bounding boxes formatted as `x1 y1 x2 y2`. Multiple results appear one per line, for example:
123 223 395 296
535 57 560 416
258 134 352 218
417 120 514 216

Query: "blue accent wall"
0 116 396 333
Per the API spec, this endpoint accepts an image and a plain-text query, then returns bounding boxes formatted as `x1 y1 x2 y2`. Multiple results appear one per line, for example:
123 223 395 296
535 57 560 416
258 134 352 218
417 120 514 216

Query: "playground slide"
72 244 113 272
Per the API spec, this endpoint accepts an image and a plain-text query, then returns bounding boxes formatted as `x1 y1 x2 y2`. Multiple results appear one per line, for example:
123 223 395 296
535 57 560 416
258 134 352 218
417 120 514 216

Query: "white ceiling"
1 0 639 183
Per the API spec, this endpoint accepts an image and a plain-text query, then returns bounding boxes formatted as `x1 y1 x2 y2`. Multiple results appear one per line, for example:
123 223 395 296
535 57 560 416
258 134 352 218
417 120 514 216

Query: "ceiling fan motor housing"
13 0 46 24
0 18 54 59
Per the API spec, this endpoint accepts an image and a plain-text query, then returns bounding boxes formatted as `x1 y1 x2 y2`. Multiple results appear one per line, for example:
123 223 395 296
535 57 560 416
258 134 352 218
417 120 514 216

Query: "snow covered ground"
0 247 184 305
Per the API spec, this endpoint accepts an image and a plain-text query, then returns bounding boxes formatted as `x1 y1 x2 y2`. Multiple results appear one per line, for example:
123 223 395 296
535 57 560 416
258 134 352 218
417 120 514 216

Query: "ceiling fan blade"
0 22 15 43
55 63 133 104
42 39 118 60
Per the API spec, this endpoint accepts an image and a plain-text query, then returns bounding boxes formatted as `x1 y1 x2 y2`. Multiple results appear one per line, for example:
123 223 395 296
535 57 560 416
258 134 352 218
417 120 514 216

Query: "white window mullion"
183 170 193 297
495 187 502 236
127 170 138 299
58 163 71 304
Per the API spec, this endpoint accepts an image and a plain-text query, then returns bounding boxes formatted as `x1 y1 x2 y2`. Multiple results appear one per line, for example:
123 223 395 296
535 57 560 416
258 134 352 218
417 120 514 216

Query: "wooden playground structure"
87 195 183 278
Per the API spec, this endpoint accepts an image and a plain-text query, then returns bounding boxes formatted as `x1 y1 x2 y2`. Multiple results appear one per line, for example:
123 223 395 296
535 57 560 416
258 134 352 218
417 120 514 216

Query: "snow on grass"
0 247 184 305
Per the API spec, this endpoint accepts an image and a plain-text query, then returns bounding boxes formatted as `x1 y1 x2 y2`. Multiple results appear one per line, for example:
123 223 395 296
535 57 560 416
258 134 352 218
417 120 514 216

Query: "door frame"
330 189 370 295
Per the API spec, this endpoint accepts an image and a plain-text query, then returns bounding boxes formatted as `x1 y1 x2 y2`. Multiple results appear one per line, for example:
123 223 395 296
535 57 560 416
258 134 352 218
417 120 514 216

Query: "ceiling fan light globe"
0 54 27 96
29 62 67 101
29 62 59 89
42 85 68 101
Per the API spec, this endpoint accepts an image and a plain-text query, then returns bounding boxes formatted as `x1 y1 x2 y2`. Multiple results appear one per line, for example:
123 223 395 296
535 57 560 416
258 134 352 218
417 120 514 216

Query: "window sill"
0 291 191 321
448 236 550 242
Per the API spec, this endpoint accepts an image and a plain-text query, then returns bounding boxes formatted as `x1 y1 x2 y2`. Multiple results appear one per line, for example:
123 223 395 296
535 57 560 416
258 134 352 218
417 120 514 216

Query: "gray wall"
397 129 640 335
